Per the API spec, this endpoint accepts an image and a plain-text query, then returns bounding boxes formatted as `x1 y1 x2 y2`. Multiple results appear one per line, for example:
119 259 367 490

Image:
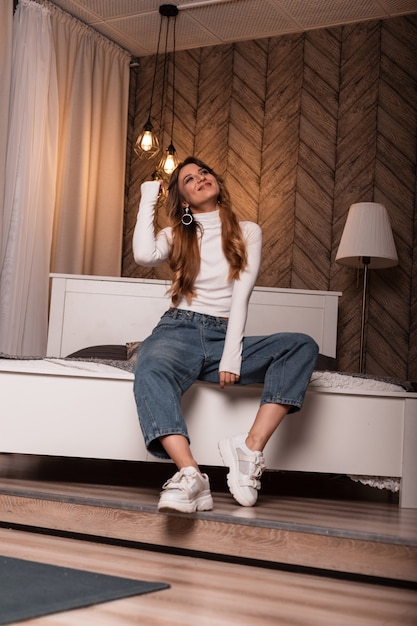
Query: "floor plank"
1 528 417 626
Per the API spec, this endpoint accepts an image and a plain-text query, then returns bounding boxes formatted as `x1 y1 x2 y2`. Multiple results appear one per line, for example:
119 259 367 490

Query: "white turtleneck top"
133 180 262 375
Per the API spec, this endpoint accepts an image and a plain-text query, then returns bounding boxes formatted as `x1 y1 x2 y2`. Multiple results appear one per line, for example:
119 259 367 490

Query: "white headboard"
47 274 341 358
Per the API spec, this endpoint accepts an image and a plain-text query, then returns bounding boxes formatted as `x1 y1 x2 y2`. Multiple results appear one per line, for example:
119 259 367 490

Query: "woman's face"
178 162 220 213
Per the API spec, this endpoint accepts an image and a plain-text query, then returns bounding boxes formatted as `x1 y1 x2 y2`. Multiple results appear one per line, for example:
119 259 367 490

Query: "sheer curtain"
0 0 130 356
0 0 58 356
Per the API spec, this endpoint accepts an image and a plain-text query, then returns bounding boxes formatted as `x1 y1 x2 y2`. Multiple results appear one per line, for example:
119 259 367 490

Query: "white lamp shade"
335 202 398 269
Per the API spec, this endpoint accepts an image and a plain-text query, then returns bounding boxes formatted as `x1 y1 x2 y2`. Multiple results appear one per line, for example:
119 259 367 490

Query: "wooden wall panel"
293 28 341 292
226 39 267 224
124 16 417 380
258 34 303 287
332 21 381 374
368 16 417 379
194 45 233 170
123 56 160 281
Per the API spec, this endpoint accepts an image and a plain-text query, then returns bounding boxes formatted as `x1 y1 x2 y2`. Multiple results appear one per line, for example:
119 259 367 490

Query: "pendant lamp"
134 4 180 177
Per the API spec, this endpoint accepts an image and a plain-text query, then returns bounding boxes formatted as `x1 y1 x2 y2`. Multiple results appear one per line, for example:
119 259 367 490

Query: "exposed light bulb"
134 118 159 159
162 153 176 175
140 130 154 152
160 143 178 176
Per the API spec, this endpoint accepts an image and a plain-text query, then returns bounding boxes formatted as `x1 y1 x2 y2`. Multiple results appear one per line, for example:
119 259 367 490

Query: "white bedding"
0 358 133 379
0 356 408 393
309 371 405 393
0 354 410 396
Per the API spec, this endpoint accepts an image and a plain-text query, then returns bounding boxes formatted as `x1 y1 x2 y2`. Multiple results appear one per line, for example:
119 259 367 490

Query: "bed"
1 273 416 508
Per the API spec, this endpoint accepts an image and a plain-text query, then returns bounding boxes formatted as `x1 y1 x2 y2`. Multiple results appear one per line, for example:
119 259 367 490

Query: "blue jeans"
133 309 319 459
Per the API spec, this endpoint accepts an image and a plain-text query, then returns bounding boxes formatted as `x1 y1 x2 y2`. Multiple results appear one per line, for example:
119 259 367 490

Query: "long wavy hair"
165 156 247 305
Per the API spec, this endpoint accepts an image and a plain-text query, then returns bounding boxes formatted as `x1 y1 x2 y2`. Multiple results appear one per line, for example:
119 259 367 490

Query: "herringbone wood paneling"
332 21 381 374
368 16 417 379
226 40 268 224
258 34 304 287
194 44 233 171
293 28 341 292
124 16 417 380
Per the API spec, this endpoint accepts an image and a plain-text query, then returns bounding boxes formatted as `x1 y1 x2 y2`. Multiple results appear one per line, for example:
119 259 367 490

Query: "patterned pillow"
126 341 141 367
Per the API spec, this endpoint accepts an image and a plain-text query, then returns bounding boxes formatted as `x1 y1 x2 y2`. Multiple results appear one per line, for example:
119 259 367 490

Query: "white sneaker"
218 434 266 507
157 467 214 513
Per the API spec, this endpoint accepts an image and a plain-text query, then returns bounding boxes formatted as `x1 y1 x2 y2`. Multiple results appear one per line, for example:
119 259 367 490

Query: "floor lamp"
335 202 398 373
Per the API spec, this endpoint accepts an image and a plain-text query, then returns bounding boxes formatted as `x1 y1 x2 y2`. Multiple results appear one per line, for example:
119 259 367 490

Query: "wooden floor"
0 456 417 624
1 527 417 626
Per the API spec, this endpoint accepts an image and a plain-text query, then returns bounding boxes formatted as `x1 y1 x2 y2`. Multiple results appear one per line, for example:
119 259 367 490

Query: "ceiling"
48 0 417 57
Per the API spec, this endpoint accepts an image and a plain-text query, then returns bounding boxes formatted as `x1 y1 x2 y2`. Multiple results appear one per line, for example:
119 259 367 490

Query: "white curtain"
0 1 13 244
0 0 130 357
49 6 130 277
0 0 58 356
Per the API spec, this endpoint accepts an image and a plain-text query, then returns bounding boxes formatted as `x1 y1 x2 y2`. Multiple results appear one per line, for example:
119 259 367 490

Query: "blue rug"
0 556 170 624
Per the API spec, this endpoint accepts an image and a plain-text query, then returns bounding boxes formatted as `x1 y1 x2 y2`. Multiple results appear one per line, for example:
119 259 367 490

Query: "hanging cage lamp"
134 3 180 174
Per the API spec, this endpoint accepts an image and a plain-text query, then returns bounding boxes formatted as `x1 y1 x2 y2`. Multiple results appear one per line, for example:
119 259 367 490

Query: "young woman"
132 157 318 512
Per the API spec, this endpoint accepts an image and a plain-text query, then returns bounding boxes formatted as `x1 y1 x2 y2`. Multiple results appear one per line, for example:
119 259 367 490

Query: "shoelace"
162 469 197 491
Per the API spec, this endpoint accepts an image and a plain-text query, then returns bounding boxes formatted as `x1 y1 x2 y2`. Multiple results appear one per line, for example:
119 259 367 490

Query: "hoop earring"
181 205 193 226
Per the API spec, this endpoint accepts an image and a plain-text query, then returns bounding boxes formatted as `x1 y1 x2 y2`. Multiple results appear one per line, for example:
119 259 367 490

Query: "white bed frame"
1 274 416 508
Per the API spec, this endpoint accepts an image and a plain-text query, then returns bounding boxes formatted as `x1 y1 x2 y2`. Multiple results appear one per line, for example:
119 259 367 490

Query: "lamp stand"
359 256 370 374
